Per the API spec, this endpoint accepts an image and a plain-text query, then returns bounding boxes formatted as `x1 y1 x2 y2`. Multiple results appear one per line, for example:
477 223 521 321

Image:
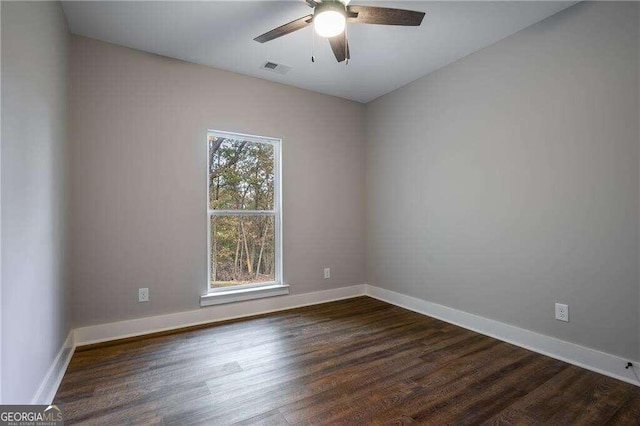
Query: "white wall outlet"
323 268 330 279
555 303 569 322
138 288 149 303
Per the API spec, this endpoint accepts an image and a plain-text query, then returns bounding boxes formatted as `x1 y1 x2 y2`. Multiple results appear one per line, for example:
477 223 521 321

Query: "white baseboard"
31 331 75 405
73 284 367 347
365 284 640 387
36 281 640 404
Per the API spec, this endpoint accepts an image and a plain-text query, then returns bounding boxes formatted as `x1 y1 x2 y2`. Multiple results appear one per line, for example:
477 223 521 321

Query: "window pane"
209 135 274 210
210 215 275 288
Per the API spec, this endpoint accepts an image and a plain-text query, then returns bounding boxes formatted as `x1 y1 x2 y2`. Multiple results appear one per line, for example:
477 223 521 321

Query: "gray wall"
366 2 640 360
1 1 70 403
69 36 366 327
1 0 3 403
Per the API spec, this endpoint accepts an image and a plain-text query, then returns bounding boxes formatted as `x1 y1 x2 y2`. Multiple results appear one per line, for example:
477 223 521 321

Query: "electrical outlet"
138 288 149 303
323 268 330 279
555 303 568 322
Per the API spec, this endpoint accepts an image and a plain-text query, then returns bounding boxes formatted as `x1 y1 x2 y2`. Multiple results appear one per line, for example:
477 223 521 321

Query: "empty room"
1 0 640 424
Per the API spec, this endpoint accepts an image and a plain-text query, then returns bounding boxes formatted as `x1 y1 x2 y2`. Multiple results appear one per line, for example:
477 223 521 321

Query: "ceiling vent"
261 61 291 75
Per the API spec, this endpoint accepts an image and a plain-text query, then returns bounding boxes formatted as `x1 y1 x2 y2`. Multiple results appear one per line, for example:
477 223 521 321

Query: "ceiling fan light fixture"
314 5 346 38
254 2 425 63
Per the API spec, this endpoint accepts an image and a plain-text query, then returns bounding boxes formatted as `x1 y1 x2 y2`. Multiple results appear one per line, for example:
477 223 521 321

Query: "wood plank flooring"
54 296 640 425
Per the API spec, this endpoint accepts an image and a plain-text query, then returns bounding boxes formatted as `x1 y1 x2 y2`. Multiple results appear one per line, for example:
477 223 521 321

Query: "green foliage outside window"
209 135 276 288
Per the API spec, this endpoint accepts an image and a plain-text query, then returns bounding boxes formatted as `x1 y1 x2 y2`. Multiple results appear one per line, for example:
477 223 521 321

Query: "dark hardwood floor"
55 296 640 425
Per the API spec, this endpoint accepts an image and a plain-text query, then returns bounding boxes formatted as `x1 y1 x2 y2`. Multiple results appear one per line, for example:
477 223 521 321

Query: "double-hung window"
202 130 285 306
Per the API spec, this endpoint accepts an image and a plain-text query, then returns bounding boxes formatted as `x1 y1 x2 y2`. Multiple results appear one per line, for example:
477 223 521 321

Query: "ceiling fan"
254 0 425 63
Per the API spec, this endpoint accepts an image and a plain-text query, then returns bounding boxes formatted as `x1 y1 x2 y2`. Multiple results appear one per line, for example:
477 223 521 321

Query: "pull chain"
311 26 316 63
344 24 348 65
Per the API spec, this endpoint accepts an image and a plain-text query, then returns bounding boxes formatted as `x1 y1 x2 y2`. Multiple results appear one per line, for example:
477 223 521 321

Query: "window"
203 130 285 305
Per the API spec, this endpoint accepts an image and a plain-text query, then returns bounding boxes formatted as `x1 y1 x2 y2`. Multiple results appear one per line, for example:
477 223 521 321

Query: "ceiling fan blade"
328 32 350 63
304 0 319 7
346 6 425 26
254 14 314 43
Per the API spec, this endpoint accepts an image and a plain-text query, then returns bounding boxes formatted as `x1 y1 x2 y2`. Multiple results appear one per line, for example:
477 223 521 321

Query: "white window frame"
201 130 286 306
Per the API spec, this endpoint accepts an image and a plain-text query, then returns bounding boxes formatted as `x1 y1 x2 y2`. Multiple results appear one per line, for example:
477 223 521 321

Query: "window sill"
200 284 290 307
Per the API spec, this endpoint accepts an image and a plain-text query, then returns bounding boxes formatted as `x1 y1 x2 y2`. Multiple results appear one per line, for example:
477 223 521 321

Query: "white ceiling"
61 1 576 103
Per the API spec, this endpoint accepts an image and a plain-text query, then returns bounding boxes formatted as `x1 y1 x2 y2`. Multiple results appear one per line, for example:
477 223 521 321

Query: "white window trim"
200 284 290 307
201 130 285 307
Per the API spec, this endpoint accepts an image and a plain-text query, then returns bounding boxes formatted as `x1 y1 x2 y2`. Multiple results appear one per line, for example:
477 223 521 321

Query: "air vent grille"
261 61 292 75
